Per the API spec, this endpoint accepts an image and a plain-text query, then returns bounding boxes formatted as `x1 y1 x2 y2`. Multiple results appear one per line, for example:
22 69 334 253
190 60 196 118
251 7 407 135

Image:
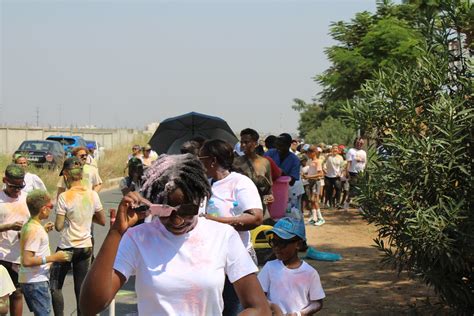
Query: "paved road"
22 188 138 316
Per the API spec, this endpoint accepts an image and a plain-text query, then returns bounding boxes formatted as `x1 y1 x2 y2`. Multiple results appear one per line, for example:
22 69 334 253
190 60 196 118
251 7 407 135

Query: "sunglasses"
5 180 26 190
133 203 200 218
79 154 88 158
268 236 299 248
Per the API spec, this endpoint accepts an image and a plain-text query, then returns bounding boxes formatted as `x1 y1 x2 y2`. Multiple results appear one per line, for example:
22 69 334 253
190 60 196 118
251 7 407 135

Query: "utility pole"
89 104 92 128
36 107 40 127
58 104 62 128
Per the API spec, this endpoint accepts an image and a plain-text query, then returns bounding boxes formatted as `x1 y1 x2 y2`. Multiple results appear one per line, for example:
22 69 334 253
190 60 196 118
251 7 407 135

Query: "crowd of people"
0 131 366 316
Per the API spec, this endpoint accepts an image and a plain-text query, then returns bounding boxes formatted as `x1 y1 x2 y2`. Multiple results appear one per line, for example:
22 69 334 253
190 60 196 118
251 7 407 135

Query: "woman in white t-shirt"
198 139 264 316
80 154 271 316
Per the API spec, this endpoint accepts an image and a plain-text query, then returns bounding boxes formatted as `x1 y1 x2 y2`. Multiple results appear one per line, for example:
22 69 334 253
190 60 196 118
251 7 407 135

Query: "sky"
1 0 378 134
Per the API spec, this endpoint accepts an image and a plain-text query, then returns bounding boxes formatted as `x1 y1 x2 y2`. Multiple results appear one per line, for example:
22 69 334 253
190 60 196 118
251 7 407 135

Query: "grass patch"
0 133 150 195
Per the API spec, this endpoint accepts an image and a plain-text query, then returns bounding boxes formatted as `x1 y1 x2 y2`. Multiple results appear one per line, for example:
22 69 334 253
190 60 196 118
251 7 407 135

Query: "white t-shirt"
57 164 102 191
0 191 30 264
0 265 15 297
209 172 262 250
23 172 47 194
323 155 344 178
19 219 51 283
114 217 258 316
258 259 325 314
56 187 103 248
346 148 367 173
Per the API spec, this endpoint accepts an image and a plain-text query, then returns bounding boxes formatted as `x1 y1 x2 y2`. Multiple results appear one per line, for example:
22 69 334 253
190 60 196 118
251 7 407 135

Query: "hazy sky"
1 0 377 134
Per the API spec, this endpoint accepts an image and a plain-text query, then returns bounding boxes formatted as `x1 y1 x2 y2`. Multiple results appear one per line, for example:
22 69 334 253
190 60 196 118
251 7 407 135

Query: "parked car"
46 135 88 157
13 140 66 169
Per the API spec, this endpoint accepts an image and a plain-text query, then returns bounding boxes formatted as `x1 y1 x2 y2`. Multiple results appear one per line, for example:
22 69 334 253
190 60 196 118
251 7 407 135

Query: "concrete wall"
0 127 143 155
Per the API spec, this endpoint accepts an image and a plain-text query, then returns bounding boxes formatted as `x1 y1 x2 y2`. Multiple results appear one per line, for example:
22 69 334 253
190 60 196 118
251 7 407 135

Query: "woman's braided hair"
141 154 211 205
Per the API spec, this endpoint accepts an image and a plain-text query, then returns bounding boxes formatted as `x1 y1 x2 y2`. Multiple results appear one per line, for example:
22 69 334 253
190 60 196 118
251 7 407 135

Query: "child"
303 146 325 226
258 217 325 315
0 265 15 316
19 190 70 316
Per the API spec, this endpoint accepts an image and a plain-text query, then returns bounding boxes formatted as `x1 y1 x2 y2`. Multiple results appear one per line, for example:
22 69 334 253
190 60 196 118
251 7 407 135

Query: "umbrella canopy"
149 112 238 154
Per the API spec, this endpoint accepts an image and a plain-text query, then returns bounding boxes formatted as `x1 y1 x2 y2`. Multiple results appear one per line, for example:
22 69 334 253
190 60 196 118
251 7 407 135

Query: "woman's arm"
79 193 144 315
233 273 272 316
204 208 263 231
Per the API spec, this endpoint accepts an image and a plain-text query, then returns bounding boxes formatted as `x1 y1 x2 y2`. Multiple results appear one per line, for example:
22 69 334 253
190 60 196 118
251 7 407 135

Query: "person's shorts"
21 281 51 315
0 260 20 288
308 179 322 196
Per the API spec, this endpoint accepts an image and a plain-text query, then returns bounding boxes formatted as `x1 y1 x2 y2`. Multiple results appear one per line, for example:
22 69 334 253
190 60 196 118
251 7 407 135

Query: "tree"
343 0 473 311
305 116 355 146
293 1 425 140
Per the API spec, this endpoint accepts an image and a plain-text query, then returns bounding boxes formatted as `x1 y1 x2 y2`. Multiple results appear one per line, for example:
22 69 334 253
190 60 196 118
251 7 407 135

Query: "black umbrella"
149 112 238 154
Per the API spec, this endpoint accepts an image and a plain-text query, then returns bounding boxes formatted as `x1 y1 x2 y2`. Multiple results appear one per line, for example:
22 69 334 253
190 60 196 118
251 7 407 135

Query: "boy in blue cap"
258 217 325 315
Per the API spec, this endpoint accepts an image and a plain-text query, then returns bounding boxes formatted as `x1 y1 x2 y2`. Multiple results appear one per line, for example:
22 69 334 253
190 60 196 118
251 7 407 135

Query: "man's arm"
0 222 23 233
55 214 66 232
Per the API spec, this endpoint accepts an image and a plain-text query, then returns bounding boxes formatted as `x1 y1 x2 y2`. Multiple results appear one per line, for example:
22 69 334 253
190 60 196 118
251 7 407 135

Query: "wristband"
41 256 47 264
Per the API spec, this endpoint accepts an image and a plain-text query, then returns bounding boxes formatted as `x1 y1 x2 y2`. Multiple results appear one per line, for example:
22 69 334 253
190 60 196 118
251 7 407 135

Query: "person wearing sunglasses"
14 156 47 194
80 154 271 316
258 217 325 315
50 158 106 316
56 146 103 201
0 164 30 316
199 139 264 316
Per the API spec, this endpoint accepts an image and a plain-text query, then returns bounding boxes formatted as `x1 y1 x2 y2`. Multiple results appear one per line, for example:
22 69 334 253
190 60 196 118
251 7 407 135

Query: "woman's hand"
263 194 274 204
112 192 147 236
44 222 54 232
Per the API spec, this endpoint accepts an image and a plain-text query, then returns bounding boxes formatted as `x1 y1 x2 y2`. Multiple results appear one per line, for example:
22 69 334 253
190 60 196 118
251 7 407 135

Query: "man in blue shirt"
264 133 300 186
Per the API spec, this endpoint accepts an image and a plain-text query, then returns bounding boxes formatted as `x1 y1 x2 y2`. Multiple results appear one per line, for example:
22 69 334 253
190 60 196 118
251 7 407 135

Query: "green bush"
344 50 473 312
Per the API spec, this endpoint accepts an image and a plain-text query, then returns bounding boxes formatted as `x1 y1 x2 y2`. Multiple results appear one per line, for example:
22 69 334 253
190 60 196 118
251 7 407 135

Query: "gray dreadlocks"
141 154 211 205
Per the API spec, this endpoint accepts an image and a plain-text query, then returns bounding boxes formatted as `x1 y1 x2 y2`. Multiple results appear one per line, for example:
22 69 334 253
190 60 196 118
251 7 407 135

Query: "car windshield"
19 141 52 151
47 137 75 145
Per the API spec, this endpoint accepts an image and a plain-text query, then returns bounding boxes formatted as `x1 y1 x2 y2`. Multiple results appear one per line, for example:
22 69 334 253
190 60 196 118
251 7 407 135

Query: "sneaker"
307 219 316 225
343 201 349 211
315 219 325 226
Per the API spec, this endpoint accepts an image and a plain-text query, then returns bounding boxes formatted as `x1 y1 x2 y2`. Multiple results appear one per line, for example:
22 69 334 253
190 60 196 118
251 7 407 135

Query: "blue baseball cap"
265 217 306 241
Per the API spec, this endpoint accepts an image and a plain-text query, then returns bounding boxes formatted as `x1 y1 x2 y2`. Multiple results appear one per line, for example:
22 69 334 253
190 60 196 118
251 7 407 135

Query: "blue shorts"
21 281 52 316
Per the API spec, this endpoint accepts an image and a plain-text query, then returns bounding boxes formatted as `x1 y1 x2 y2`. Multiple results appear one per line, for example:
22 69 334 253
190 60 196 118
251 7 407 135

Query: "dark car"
46 135 88 157
13 140 66 169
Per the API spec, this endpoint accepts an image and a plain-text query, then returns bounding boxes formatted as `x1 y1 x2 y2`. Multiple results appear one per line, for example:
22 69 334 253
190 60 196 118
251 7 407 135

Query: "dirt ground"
301 208 448 315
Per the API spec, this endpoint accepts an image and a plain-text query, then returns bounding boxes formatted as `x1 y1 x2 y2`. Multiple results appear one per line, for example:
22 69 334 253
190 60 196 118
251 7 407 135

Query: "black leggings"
324 176 341 207
50 247 92 316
